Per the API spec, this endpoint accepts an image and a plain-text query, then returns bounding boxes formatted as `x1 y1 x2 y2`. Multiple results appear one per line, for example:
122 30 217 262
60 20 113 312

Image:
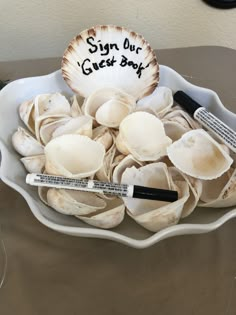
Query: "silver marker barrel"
26 173 178 202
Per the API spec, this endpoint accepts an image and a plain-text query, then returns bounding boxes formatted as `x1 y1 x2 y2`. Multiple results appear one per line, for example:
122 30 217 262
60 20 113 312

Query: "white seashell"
95 99 131 128
112 154 144 183
76 197 125 229
47 189 106 215
70 94 84 117
39 117 71 145
167 129 233 180
38 186 50 206
52 116 93 139
93 126 114 151
115 133 130 156
160 107 201 130
94 127 117 181
198 168 236 208
113 154 126 164
121 163 189 232
84 87 136 128
219 143 231 155
96 142 117 182
35 114 70 144
34 93 71 118
45 134 105 178
117 111 172 161
61 25 159 100
163 121 191 142
169 167 202 218
136 87 173 115
109 154 126 181
163 116 192 131
19 99 35 134
121 163 172 215
12 127 44 156
128 180 189 232
21 154 45 173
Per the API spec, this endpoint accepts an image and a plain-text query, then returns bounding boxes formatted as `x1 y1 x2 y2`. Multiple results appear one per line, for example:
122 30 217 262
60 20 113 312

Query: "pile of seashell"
11 25 236 232
12 88 236 232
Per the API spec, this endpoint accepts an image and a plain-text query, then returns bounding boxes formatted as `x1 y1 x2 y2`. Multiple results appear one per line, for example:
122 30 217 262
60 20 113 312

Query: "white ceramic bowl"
0 66 236 248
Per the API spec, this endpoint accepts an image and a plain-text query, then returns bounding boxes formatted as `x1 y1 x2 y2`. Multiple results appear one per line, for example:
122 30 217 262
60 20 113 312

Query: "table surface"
0 46 236 315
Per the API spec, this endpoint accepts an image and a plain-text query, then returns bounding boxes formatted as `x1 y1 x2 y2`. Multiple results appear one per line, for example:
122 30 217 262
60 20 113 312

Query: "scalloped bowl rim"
0 65 236 249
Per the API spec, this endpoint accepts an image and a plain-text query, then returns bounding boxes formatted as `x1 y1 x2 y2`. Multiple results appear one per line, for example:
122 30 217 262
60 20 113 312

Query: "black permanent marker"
174 91 236 153
26 173 178 202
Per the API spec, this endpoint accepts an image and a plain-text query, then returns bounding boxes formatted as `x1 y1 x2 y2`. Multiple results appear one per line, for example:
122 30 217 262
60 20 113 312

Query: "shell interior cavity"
198 168 236 208
84 88 136 128
12 127 44 157
168 167 202 218
61 25 159 100
76 197 125 229
121 163 172 216
84 87 136 128
47 189 106 216
21 154 45 174
116 111 172 161
44 134 105 178
136 87 173 115
112 154 144 184
121 163 190 232
19 99 35 134
52 116 93 139
167 129 233 180
34 93 71 117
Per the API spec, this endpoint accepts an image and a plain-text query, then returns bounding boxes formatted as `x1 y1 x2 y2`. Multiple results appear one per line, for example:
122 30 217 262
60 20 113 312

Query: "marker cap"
174 91 202 116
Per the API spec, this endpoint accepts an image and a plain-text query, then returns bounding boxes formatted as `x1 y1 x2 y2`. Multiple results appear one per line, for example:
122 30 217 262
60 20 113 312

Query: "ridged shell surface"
62 25 159 100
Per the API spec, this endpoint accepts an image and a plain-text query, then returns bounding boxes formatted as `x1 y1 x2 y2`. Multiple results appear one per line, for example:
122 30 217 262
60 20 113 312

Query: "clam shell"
198 168 236 208
34 93 71 118
96 144 116 182
92 126 113 151
163 120 191 142
35 114 70 144
115 133 130 156
167 129 233 180
76 197 125 229
84 87 136 128
12 127 44 157
116 111 172 161
21 154 45 173
121 163 172 215
52 116 93 139
39 117 71 145
127 180 189 232
112 154 144 184
19 99 35 134
136 87 173 115
61 25 159 100
38 186 50 206
94 127 117 181
121 163 189 232
169 167 202 218
45 134 105 178
47 189 106 215
70 94 84 117
160 107 202 130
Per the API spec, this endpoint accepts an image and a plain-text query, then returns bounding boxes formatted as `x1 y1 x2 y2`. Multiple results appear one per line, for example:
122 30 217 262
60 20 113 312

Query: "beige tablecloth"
0 46 236 315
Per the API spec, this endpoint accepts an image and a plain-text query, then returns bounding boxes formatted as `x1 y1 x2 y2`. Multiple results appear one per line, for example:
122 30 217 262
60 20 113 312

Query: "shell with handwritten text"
61 25 159 100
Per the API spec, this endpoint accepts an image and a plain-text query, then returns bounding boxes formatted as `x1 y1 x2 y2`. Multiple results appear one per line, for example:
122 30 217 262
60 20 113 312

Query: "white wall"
1 0 236 61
